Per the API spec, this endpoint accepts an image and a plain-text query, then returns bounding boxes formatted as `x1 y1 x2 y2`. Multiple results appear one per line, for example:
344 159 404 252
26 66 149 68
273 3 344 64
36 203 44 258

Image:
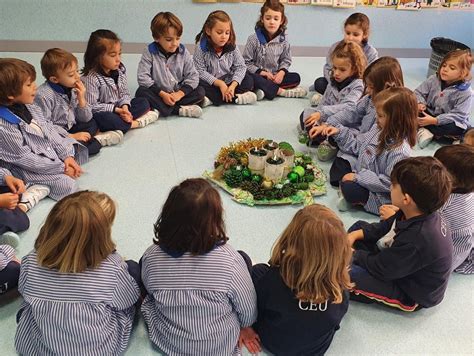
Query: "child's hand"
74 80 87 107
260 71 274 81
348 229 364 246
418 103 426 112
0 193 20 210
64 157 83 178
160 91 176 106
272 70 285 84
4 175 26 194
70 132 92 142
418 112 437 127
304 112 321 127
238 327 261 354
121 106 133 123
224 82 237 102
115 107 132 123
379 204 399 220
170 90 185 103
342 173 356 182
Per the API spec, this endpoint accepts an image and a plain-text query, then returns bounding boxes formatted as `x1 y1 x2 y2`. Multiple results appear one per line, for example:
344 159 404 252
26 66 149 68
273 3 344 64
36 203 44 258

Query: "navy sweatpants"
68 119 101 156
425 122 466 139
0 186 30 236
313 77 328 95
93 97 150 133
135 86 205 117
251 71 301 100
199 73 254 106
0 261 20 295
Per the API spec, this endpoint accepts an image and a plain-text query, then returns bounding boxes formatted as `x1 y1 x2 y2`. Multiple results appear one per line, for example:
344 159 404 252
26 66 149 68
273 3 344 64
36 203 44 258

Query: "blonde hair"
269 204 353 304
35 191 116 273
439 49 473 81
331 40 367 79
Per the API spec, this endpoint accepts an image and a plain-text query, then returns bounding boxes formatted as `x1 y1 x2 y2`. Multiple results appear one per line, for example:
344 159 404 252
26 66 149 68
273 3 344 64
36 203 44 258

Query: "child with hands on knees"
240 204 352 356
415 49 473 148
136 12 205 118
0 58 86 211
310 87 417 215
141 178 257 355
82 30 158 133
194 11 258 106
15 191 141 355
243 0 306 100
311 12 378 105
347 157 453 311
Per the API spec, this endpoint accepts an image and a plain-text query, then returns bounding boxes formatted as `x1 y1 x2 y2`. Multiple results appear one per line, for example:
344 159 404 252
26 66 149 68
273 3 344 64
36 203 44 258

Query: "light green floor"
0 54 472 355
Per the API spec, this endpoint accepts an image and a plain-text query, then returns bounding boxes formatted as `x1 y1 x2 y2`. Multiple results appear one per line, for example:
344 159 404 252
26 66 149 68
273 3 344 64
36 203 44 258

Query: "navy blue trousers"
329 157 352 187
425 122 466 139
340 181 369 206
68 119 101 156
0 261 20 296
199 73 254 106
135 86 205 117
251 71 301 100
93 97 150 133
0 186 30 235
314 77 328 95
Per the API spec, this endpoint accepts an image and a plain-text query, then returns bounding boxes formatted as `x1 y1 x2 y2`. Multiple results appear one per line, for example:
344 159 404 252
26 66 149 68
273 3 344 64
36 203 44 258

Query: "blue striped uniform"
0 104 88 200
323 41 378 81
193 36 247 86
334 124 412 214
137 43 199 94
415 75 473 130
243 28 292 74
303 78 364 122
15 251 140 356
439 193 474 274
35 81 92 131
0 167 11 184
141 243 257 355
82 64 132 114
0 245 15 272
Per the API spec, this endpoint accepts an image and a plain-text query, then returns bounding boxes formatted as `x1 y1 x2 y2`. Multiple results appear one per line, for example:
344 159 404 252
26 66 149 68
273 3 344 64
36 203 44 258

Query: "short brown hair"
256 0 287 33
269 204 353 304
344 13 371 44
434 144 474 194
195 10 236 47
154 178 227 255
40 48 78 80
373 87 418 154
35 191 117 273
364 56 404 98
151 12 183 39
0 58 36 105
331 40 367 79
439 49 473 80
464 128 474 147
391 157 451 214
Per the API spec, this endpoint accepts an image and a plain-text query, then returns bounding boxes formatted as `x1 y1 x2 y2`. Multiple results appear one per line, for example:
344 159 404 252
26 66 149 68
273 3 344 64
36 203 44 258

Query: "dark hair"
82 29 121 75
41 48 78 79
0 58 36 105
391 157 451 214
153 178 228 255
331 40 367 79
344 13 370 44
434 144 474 194
151 12 183 39
255 0 287 34
372 87 418 154
194 10 236 47
363 56 404 98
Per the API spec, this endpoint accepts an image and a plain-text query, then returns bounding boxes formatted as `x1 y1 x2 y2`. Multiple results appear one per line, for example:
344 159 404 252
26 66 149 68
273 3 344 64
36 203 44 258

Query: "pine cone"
224 169 243 188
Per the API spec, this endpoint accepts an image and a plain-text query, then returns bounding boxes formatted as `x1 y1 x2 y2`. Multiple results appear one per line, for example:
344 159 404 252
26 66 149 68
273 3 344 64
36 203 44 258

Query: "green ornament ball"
242 168 252 179
293 165 305 177
251 174 263 183
287 171 299 183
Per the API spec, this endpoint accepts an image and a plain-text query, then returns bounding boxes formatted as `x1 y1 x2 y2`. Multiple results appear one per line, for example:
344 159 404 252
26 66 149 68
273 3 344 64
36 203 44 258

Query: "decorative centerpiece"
203 138 326 206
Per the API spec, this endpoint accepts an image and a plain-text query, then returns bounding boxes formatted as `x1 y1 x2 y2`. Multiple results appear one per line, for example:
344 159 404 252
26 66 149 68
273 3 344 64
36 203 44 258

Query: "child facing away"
36 48 124 156
347 157 453 311
311 12 378 105
141 178 257 355
243 0 307 101
136 12 205 118
82 29 159 133
15 191 141 355
310 87 417 215
240 204 352 355
193 10 258 106
416 49 473 148
0 58 87 210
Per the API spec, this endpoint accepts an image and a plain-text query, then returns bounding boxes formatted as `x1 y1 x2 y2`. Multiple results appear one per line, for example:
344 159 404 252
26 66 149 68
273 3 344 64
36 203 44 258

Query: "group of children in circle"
0 0 473 354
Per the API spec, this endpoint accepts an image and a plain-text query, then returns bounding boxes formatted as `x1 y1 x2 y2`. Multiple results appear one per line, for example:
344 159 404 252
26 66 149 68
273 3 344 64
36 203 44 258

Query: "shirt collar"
0 105 21 124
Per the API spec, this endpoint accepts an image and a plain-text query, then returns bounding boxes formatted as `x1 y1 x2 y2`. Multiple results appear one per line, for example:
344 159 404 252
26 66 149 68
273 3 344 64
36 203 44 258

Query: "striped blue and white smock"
15 251 140 356
0 167 12 184
439 193 474 274
141 243 257 355
193 36 247 86
35 81 92 131
0 104 88 200
82 64 132 114
243 28 292 74
0 245 15 272
334 124 412 214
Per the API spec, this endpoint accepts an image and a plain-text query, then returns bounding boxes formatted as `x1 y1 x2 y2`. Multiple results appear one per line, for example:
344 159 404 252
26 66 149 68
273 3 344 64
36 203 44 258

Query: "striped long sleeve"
0 245 15 271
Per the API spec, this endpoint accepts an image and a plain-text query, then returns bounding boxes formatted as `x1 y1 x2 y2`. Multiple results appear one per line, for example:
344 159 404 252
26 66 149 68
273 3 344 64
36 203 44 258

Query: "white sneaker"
337 195 352 212
417 128 434 149
19 184 50 211
282 86 307 98
95 130 123 147
179 105 203 118
255 89 265 101
136 110 159 128
235 91 257 105
310 92 323 106
0 231 20 249
201 96 213 108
